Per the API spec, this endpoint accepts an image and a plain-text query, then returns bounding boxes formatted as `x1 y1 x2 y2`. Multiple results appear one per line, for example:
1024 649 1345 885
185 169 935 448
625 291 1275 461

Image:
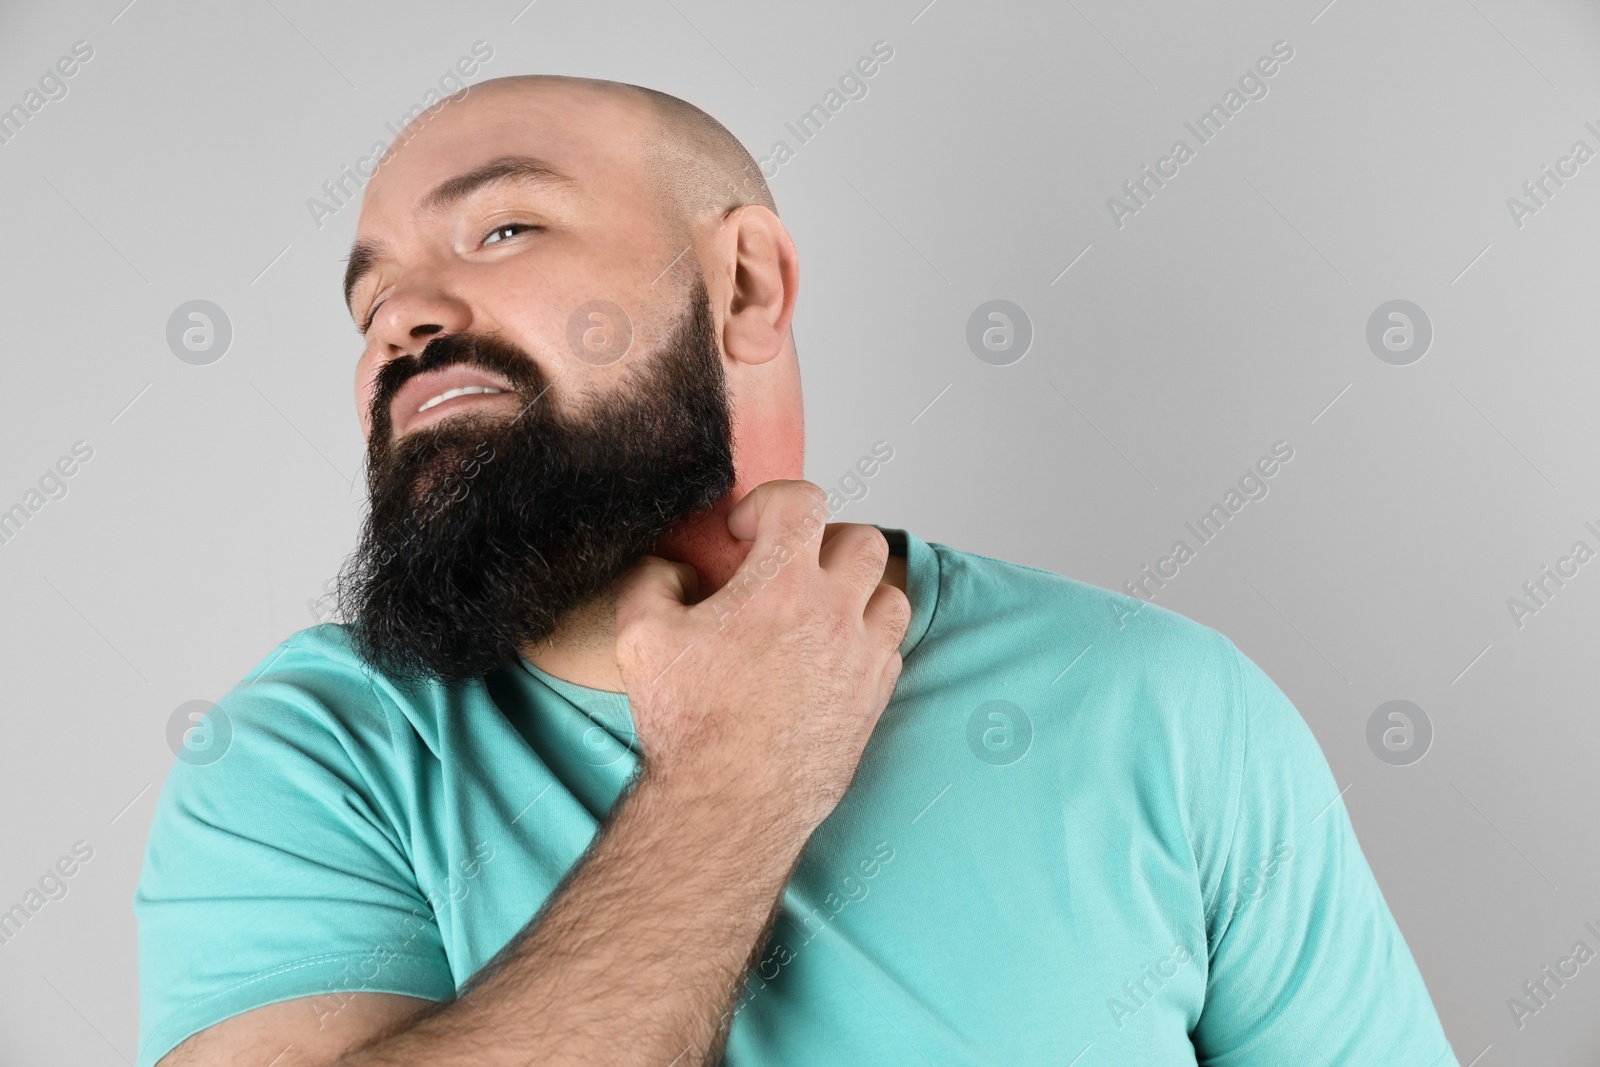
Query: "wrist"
634 762 814 869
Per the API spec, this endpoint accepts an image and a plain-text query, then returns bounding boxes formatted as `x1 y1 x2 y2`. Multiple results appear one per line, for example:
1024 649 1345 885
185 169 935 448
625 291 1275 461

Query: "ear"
718 205 798 367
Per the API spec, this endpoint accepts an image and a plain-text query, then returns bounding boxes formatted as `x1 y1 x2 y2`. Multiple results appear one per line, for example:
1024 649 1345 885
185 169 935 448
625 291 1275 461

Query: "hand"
613 479 912 846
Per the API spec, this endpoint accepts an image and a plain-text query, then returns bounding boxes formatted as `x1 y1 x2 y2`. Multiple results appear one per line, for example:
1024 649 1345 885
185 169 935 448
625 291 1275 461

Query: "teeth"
417 385 505 413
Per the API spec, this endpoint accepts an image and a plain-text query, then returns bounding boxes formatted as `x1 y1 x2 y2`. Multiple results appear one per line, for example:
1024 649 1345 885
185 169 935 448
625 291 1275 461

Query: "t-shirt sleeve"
133 641 456 1067
1190 641 1459 1067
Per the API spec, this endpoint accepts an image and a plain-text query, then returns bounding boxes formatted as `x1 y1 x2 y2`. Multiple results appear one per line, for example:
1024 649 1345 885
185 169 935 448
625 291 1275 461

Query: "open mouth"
390 366 521 438
417 385 508 413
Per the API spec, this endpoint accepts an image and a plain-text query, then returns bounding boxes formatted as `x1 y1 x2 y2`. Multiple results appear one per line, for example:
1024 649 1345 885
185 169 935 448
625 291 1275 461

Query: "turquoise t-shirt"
134 527 1458 1066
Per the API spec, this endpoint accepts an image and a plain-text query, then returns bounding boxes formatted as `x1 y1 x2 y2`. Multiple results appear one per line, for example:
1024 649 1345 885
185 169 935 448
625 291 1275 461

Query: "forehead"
355 81 656 233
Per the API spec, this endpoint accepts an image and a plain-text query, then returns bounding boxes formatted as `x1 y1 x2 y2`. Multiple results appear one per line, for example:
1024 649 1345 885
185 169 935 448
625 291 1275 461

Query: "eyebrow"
344 238 384 314
343 155 577 314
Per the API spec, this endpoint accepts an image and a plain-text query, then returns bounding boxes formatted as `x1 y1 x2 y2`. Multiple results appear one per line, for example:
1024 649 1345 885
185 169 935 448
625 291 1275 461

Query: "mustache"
370 331 548 434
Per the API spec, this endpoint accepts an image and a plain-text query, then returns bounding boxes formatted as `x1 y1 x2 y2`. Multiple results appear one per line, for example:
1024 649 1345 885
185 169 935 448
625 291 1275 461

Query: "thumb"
614 554 701 628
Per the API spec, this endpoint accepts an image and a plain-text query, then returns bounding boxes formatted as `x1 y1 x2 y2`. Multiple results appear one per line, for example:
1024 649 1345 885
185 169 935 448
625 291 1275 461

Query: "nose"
356 282 474 439
368 281 474 361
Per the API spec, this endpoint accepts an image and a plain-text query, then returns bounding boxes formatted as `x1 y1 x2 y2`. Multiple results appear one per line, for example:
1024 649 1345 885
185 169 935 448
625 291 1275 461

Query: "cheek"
354 353 378 439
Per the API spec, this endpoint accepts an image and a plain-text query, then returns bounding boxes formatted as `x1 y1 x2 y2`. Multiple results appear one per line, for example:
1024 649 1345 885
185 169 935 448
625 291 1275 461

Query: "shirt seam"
915 537 947 659
1208 638 1251 955
954 550 1062 582
256 629 432 915
363 672 431 891
137 949 442 1058
945 549 1124 632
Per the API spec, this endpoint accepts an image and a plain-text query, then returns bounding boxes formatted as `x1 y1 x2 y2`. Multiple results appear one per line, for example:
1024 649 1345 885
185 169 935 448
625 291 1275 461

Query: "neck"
521 505 909 693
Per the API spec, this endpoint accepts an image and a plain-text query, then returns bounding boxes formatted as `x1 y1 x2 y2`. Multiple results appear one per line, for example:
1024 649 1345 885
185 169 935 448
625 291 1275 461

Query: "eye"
359 299 385 335
483 222 539 246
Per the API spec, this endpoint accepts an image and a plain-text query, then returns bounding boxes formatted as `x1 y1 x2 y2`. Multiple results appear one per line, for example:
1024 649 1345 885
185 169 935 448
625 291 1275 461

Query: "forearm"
334 770 806 1067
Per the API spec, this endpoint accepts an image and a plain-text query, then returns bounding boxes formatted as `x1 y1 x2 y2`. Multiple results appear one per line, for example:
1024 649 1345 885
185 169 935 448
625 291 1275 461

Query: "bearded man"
134 75 1458 1067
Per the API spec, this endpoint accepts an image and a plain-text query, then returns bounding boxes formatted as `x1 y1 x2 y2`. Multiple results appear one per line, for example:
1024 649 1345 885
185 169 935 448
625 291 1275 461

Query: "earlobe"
721 207 798 367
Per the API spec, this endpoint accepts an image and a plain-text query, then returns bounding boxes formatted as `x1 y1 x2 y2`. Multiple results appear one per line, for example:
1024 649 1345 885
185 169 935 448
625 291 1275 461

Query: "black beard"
336 277 736 684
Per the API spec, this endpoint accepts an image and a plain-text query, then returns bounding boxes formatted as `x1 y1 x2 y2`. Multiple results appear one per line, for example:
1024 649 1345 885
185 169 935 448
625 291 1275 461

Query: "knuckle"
789 477 826 502
791 481 831 521
860 525 889 555
868 590 911 646
850 528 890 581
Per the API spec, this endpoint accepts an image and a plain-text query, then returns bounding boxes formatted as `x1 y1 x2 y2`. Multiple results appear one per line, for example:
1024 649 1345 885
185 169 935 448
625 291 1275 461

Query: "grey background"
0 0 1595 1063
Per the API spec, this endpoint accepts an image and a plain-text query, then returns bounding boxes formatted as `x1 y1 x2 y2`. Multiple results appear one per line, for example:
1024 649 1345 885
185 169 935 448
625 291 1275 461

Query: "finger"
725 479 831 576
613 555 700 630
819 521 849 551
862 580 912 654
875 649 905 705
818 524 891 607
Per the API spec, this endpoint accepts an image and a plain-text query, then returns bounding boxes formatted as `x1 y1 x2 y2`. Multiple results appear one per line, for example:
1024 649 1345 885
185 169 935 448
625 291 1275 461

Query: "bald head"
410 74 776 242
626 83 778 236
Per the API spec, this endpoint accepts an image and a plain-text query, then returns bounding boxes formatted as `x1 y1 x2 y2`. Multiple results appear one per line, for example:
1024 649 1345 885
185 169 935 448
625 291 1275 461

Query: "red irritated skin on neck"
655 403 809 604
345 75 846 690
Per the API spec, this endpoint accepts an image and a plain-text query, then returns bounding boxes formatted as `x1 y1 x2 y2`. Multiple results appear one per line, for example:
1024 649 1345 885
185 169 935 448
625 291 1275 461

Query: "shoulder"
200 623 396 756
154 623 451 824
923 540 1259 823
139 626 442 914
928 539 1244 696
212 622 461 752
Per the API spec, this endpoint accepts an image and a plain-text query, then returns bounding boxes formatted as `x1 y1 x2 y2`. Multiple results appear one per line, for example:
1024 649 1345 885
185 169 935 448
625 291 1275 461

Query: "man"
134 75 1459 1066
